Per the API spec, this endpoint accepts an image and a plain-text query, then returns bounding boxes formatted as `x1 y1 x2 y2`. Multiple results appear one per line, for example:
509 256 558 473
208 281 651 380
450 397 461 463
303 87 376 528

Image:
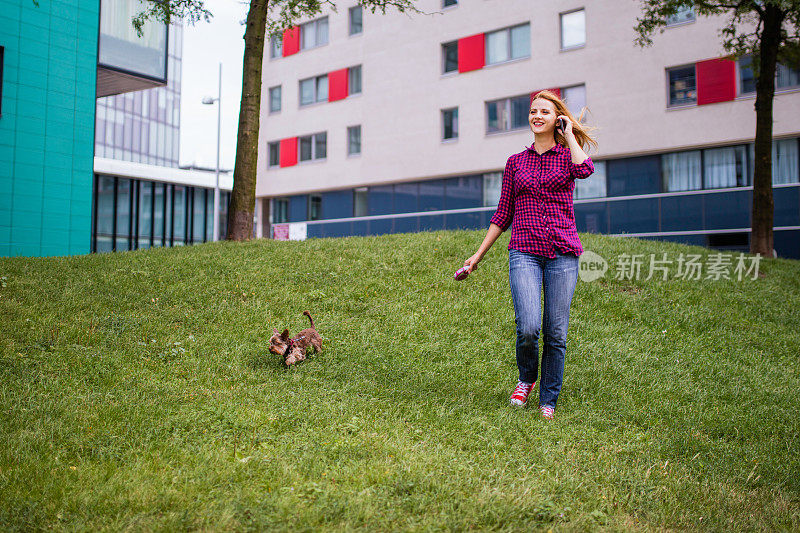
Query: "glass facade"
98 0 168 81
93 175 230 252
267 138 800 258
95 24 182 167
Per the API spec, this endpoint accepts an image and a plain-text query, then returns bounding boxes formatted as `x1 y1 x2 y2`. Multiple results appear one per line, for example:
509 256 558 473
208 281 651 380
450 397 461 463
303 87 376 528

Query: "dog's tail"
303 310 314 329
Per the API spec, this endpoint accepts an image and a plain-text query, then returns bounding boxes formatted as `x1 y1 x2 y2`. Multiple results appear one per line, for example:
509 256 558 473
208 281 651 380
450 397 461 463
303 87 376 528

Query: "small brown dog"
269 311 323 366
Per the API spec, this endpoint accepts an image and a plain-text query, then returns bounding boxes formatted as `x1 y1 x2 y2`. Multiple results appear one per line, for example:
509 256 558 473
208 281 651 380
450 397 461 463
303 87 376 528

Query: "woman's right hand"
464 252 482 273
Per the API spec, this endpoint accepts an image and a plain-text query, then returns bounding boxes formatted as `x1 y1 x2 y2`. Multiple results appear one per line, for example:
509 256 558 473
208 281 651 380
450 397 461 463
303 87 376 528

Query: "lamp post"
202 62 222 241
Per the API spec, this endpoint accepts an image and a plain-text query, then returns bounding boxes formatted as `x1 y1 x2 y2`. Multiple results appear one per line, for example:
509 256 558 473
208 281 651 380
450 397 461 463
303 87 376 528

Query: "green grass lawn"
1 230 799 531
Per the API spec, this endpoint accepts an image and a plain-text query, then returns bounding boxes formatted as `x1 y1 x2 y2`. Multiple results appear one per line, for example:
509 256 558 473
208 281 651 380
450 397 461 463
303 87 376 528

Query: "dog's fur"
269 311 322 366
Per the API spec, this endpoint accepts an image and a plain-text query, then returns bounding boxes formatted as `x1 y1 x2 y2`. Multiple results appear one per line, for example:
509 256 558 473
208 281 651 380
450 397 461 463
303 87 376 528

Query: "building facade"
255 0 800 258
0 0 99 256
92 21 231 254
0 0 231 257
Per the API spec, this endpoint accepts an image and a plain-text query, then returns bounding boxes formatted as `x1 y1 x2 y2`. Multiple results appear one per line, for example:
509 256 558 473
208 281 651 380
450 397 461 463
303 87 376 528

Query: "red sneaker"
510 381 534 406
539 405 555 420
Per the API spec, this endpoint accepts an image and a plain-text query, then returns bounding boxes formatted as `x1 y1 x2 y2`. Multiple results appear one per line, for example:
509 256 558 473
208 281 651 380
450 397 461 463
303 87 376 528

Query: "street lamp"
202 62 222 241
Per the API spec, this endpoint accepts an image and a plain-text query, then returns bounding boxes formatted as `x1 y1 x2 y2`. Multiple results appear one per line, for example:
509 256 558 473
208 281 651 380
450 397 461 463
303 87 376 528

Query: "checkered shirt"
489 142 595 258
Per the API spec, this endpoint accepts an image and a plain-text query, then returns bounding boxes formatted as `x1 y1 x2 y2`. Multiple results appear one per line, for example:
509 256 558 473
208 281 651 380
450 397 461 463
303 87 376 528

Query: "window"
269 35 282 58
738 54 800 95
738 55 756 94
662 151 701 191
483 172 502 206
268 141 280 168
349 65 362 94
299 132 327 161
574 161 607 199
442 41 458 73
668 65 697 106
486 23 530 65
560 9 585 50
777 62 800 89
704 145 747 188
300 17 329 50
666 6 695 25
562 84 587 118
443 0 457 7
273 198 289 223
308 195 322 221
299 74 328 106
269 86 281 113
750 139 799 185
347 125 361 155
486 94 529 134
349 5 362 35
442 107 458 140
354 187 368 216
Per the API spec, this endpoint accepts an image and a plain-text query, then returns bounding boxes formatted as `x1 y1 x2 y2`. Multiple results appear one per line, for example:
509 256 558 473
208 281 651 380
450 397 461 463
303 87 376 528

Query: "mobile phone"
556 118 567 132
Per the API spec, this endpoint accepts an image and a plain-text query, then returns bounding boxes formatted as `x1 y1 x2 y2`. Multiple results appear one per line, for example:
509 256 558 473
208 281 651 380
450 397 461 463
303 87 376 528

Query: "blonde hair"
530 90 598 153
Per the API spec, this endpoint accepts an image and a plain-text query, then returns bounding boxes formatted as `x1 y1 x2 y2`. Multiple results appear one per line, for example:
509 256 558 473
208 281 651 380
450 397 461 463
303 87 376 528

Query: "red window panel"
279 137 298 167
328 68 349 102
282 27 300 57
458 33 485 73
696 57 736 105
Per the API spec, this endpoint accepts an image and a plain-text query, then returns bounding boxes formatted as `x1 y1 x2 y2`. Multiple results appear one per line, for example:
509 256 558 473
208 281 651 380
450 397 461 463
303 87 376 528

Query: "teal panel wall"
0 0 99 257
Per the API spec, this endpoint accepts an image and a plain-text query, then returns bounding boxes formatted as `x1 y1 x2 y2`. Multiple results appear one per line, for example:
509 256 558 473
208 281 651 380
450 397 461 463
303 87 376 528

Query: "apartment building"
255 0 800 258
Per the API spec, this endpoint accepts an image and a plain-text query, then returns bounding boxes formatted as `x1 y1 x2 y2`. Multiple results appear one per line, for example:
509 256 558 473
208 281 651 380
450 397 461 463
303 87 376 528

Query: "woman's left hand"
558 115 574 137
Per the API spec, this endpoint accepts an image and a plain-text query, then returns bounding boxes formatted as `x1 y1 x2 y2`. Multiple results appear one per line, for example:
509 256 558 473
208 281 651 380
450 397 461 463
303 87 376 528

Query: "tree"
633 1 800 257
134 0 424 241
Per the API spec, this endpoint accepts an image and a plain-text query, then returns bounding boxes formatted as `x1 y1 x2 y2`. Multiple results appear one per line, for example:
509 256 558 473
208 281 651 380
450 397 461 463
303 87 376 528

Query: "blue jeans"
508 248 579 409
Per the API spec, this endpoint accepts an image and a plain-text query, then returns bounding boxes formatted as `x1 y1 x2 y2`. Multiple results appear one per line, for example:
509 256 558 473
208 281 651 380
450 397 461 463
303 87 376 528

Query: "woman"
463 90 598 419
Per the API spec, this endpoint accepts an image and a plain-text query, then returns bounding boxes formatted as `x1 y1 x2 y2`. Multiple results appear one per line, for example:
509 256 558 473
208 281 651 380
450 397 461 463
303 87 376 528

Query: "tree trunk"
226 0 269 240
750 4 784 257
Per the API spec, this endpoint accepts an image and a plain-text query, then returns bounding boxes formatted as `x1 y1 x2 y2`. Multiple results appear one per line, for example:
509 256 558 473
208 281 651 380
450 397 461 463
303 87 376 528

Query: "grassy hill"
1 230 798 531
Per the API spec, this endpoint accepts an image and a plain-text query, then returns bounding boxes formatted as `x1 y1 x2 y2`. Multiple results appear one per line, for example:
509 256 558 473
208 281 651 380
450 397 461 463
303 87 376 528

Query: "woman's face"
529 98 558 135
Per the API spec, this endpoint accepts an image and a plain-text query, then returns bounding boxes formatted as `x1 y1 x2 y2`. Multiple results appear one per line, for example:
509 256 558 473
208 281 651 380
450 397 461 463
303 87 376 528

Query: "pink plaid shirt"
490 141 595 258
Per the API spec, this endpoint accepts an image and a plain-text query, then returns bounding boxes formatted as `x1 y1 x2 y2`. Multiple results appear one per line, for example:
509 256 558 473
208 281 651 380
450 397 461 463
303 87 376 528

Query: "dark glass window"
115 178 132 251
442 107 458 140
348 65 362 94
443 0 457 7
348 125 361 155
309 195 322 220
96 176 115 252
173 185 186 244
668 65 697 106
153 183 165 246
205 190 214 241
486 94 531 133
269 86 281 112
273 198 289 223
300 74 328 105
354 188 368 216
315 132 327 159
138 181 153 249
442 41 458 73
268 141 280 167
270 35 282 58
300 136 313 161
510 95 529 129
349 6 362 35
192 188 205 242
